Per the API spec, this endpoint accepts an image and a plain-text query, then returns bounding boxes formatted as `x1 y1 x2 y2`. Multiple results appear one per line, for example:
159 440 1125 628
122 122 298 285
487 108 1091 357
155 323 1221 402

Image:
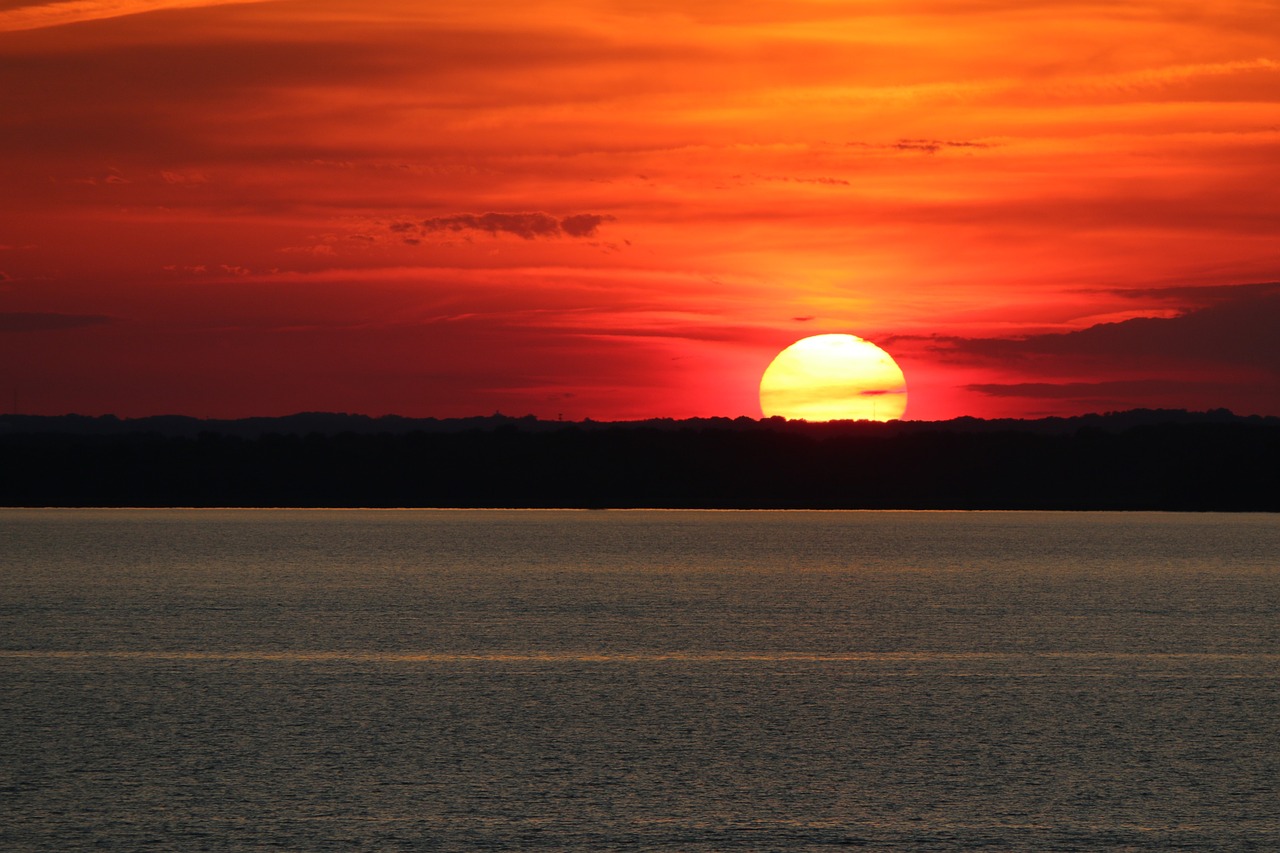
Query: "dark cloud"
947 289 1280 373
0 22 700 164
559 213 613 238
0 25 635 112
961 376 1278 416
0 37 399 161
966 379 1227 399
0 312 112 332
752 174 852 186
426 212 560 239
889 139 993 154
917 284 1280 414
417 212 613 240
1111 281 1280 308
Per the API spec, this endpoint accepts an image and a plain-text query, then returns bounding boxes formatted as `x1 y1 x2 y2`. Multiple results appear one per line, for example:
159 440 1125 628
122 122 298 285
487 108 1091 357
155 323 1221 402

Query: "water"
2 509 1278 850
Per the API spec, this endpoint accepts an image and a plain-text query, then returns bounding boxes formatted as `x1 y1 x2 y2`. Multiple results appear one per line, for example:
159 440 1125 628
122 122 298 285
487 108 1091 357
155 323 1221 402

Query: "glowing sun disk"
760 333 907 421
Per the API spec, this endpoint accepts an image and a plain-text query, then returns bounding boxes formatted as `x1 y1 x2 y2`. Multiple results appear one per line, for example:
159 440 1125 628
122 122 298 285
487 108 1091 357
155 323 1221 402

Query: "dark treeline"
0 406 1267 439
2 411 1277 509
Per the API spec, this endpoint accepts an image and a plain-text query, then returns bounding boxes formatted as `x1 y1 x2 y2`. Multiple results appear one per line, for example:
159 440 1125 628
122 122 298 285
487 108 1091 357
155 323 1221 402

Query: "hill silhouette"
1 410 1276 510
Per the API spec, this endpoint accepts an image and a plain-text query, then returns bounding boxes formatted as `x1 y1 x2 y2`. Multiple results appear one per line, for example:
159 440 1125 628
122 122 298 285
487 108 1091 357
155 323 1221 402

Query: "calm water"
2 509 1278 851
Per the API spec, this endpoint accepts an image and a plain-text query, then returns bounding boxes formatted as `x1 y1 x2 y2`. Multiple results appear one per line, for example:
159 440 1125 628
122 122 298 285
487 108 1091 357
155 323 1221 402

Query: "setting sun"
759 334 907 422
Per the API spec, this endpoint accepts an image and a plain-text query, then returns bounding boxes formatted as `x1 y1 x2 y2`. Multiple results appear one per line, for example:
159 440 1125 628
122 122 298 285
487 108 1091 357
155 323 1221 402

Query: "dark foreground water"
2 509 1278 851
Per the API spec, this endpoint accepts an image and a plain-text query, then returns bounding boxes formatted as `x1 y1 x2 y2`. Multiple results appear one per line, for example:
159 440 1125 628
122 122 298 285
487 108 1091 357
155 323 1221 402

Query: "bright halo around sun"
760 334 908 422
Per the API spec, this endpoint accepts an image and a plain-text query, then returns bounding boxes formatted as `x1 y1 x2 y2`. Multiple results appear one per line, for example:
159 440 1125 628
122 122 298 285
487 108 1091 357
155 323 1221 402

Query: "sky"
2 0 1278 421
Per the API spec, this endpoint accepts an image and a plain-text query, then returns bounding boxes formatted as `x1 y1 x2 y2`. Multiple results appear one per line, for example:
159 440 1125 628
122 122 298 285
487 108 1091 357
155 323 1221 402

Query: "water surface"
3 510 1277 850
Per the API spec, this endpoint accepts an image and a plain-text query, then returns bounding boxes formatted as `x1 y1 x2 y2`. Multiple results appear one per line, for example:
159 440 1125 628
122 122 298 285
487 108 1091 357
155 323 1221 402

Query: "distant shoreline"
2 410 1277 511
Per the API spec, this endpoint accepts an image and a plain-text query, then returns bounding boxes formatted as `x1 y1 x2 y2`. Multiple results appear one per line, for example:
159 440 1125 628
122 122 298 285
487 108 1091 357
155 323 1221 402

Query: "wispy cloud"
395 212 615 242
0 0 274 32
889 139 993 154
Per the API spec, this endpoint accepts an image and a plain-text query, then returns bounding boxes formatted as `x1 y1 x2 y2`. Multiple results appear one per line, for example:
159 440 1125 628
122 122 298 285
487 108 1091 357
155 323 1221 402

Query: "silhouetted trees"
1 412 1276 509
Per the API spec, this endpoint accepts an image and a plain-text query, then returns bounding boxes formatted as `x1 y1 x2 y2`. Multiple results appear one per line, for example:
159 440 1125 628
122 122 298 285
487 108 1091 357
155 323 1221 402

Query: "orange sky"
2 0 1278 420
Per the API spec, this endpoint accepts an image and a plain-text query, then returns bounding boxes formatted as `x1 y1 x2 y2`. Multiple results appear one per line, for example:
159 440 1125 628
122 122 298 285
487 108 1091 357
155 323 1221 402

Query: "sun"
760 334 908 421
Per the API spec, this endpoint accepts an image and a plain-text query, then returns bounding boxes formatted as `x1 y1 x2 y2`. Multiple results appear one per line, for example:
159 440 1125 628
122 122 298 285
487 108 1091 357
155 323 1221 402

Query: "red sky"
2 0 1278 421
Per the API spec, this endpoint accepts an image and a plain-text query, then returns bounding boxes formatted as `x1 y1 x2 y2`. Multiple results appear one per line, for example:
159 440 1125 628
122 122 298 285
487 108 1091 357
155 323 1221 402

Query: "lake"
2 509 1278 850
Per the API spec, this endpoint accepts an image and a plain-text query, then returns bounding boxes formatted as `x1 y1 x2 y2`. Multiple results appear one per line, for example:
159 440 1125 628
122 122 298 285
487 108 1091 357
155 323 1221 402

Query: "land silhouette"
1 409 1276 510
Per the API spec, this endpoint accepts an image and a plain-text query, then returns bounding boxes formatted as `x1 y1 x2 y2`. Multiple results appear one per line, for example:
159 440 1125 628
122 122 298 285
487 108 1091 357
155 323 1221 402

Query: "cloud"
413 212 615 241
961 377 1275 415
752 174 852 186
0 38 404 167
0 312 113 332
966 379 1226 400
559 214 612 238
945 289 1280 373
1111 281 1280 309
0 0 274 33
890 139 993 155
423 213 561 239
910 284 1280 414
